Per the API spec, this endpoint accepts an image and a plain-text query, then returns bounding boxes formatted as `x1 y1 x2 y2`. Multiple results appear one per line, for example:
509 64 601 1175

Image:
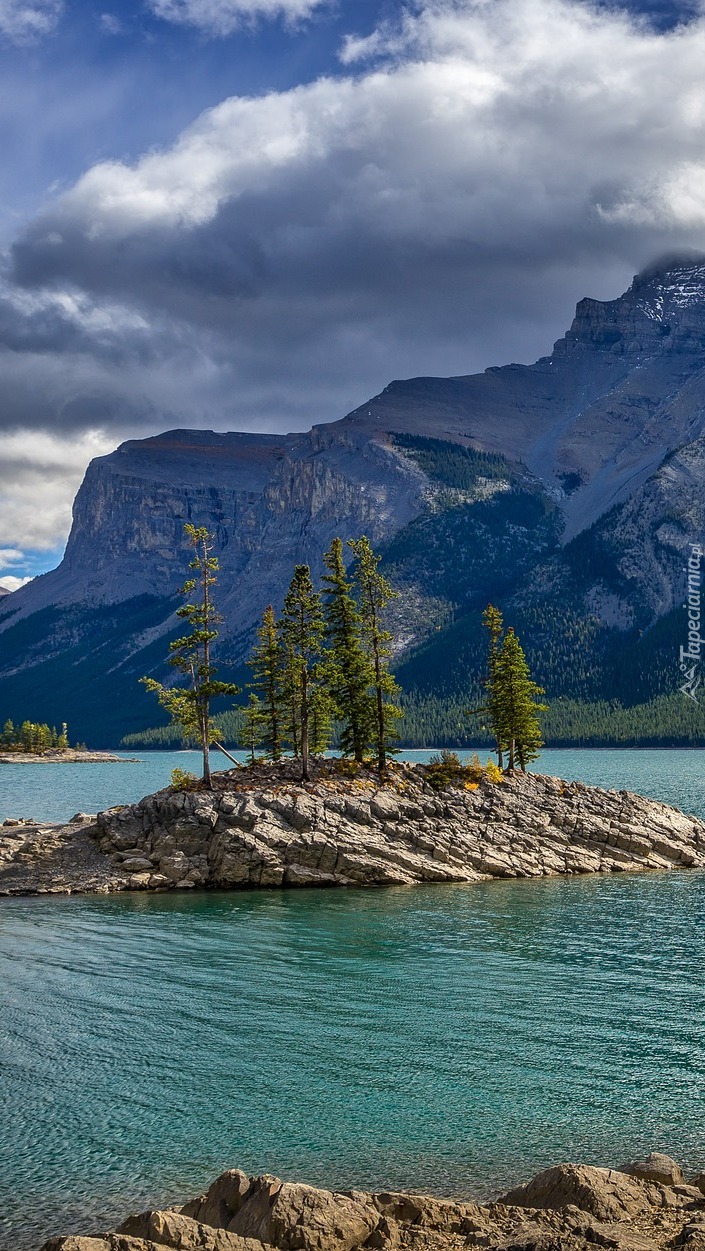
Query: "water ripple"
2 873 705 1250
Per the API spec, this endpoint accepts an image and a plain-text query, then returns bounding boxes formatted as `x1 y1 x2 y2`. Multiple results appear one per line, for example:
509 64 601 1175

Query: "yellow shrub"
170 766 200 792
484 760 504 783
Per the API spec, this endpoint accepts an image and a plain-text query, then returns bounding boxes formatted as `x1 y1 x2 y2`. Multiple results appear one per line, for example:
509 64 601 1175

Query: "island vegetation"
142 525 547 784
1 718 71 754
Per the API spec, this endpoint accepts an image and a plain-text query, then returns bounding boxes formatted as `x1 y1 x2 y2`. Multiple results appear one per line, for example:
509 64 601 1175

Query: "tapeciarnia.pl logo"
680 543 703 704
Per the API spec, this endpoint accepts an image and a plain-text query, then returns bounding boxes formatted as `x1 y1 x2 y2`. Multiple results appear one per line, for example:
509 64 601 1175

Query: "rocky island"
1 760 704 896
0 748 130 764
41 1152 705 1251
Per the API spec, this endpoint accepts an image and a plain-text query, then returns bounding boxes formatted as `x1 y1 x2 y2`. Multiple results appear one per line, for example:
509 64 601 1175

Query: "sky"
2 0 705 584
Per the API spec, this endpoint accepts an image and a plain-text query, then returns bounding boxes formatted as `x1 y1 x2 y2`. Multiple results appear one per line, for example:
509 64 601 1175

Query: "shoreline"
0 749 137 764
2 759 705 897
41 1153 705 1251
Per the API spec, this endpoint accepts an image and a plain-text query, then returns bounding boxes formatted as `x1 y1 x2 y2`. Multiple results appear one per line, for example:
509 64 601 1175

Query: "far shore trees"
142 524 239 786
1 719 70 754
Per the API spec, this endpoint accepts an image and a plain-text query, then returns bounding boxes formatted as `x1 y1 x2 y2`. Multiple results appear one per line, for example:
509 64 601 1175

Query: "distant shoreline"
0 749 137 764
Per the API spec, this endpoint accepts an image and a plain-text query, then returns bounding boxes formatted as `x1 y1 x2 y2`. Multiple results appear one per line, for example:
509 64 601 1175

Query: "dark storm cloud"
5 0 705 546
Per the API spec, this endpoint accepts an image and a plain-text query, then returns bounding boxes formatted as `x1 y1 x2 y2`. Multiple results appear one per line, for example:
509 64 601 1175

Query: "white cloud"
0 0 62 42
0 575 32 591
22 0 705 263
0 430 116 551
148 0 328 36
10 0 705 552
0 548 24 568
99 12 123 34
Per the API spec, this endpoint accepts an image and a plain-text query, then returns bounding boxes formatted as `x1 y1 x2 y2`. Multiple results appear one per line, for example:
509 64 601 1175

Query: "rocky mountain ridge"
2 258 705 742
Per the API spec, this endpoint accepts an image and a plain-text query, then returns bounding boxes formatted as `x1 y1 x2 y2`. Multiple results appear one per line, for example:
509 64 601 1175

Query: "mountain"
3 257 705 745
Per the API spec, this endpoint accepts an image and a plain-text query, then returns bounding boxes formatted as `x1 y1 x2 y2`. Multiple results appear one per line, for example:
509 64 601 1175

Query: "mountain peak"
630 252 705 290
627 254 705 321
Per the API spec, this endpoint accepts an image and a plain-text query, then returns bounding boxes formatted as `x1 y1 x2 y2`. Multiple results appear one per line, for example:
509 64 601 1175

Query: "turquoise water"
3 747 705 1250
2 746 705 824
3 874 705 1251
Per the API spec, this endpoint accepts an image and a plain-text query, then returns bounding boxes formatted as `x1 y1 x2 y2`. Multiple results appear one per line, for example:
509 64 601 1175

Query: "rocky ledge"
1 760 704 897
0 749 132 763
41 1152 705 1251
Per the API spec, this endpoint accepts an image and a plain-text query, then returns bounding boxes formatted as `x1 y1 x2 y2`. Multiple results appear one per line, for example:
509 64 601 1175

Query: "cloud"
99 12 123 34
0 548 24 569
0 430 115 551
0 575 32 591
8 0 705 549
148 0 329 36
0 0 62 42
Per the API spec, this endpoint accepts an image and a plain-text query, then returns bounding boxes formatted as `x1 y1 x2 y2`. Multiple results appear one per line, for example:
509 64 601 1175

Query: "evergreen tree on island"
495 628 547 771
349 535 402 773
321 537 374 762
280 564 327 780
143 524 239 786
479 604 506 770
250 605 284 760
240 693 265 763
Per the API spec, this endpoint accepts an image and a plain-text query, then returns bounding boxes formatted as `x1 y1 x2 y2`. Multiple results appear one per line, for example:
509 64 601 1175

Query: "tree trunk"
201 707 212 787
507 737 515 772
201 534 212 787
375 655 385 773
213 740 241 765
301 667 309 781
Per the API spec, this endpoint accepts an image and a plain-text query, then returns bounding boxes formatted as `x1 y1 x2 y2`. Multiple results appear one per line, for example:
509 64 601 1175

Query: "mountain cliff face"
3 258 705 744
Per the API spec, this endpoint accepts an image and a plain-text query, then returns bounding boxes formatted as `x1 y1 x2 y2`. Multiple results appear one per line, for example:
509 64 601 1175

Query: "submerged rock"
40 1155 705 1251
3 762 705 897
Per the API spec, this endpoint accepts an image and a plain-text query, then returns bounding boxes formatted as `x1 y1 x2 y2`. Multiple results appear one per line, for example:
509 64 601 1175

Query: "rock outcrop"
39 1154 705 1251
2 762 704 896
0 750 129 764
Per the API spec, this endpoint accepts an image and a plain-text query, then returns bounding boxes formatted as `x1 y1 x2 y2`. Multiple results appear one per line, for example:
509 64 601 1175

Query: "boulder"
692 1174 705 1197
182 1169 251 1228
618 1152 685 1187
117 1208 263 1251
227 1177 380 1251
42 1241 111 1251
499 1165 651 1222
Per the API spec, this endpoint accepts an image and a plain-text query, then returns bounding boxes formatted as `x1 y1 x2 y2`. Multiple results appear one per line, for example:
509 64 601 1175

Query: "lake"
2 748 705 1250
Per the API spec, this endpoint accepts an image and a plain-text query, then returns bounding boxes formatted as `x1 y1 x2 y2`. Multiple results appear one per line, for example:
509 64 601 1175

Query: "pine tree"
240 693 265 763
249 605 284 760
309 685 336 755
321 537 374 761
2 719 13 747
349 536 402 773
495 627 547 771
142 524 239 786
279 564 325 781
481 604 505 770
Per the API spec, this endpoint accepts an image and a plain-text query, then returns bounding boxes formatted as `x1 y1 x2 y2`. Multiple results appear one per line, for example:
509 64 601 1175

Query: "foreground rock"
3 761 705 896
40 1154 705 1251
